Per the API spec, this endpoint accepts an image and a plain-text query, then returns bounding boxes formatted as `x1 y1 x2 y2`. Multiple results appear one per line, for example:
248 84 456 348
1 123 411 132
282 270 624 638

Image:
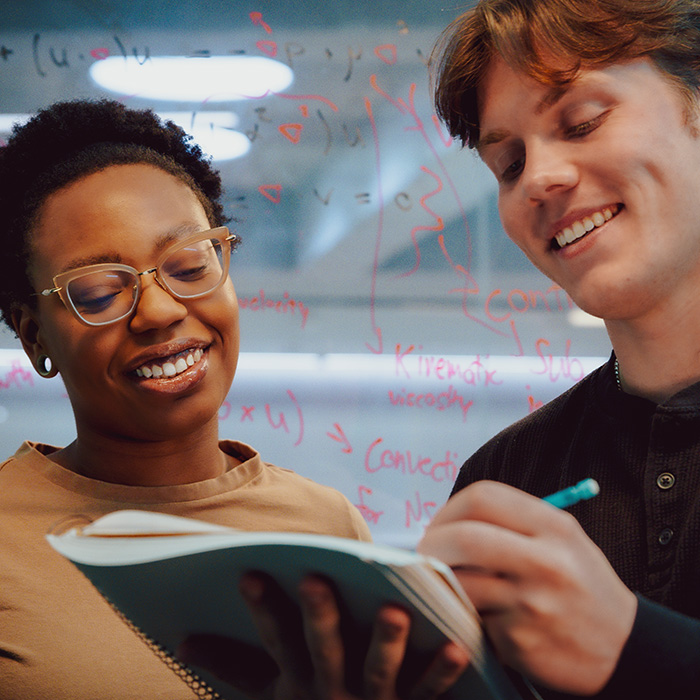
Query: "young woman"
418 1 700 698
0 99 465 700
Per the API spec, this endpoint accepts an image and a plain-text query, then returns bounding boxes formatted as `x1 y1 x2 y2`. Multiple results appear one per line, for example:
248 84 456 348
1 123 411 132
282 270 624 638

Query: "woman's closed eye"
74 288 124 315
169 263 209 282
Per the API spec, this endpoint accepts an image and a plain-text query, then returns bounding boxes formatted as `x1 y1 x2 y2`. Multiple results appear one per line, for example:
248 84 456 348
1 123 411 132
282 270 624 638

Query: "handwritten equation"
0 6 612 546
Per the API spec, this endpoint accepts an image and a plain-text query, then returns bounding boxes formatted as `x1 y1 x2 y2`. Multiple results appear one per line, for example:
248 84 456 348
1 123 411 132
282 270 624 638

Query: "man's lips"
552 204 621 250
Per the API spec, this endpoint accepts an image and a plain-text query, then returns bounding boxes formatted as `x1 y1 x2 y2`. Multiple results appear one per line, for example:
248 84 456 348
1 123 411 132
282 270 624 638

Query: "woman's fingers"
298 576 411 700
184 573 469 700
298 576 467 700
176 633 278 696
408 642 470 700
297 575 347 693
239 572 313 690
363 605 411 700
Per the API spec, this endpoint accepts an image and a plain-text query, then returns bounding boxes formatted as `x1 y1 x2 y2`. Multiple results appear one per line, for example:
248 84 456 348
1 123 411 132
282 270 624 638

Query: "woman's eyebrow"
56 224 208 274
152 223 208 251
59 252 125 273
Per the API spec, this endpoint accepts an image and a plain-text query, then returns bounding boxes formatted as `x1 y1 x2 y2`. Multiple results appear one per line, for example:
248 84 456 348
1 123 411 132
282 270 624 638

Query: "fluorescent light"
90 55 294 102
0 114 31 132
182 124 249 161
0 110 248 161
158 111 239 129
568 308 606 328
158 111 249 161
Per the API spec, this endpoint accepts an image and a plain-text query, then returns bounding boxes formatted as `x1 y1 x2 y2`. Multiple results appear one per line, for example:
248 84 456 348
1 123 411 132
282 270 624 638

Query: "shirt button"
656 473 675 490
658 528 674 545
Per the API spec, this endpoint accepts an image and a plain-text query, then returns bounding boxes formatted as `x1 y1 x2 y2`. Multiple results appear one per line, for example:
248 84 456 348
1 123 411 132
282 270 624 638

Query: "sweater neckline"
13 439 265 504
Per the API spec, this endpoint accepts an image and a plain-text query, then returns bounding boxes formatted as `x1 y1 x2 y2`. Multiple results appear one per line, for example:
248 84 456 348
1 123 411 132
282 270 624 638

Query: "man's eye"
565 112 608 139
500 156 525 183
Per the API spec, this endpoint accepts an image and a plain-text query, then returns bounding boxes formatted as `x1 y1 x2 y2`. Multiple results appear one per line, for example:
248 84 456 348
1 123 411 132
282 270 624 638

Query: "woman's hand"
178 572 468 700
417 480 637 696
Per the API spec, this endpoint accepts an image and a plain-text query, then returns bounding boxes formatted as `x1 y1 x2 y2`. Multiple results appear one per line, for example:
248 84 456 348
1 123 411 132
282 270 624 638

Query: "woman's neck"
51 420 233 486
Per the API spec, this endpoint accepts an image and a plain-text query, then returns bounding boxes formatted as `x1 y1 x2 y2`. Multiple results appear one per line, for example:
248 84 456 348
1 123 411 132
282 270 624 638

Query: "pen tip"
583 478 600 497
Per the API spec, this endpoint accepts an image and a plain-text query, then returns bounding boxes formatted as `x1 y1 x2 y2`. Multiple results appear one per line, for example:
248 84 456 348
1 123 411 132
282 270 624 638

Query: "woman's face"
19 163 239 444
477 56 700 323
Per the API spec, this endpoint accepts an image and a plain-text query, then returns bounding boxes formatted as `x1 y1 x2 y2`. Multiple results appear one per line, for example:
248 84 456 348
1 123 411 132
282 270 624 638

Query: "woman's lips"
134 347 204 379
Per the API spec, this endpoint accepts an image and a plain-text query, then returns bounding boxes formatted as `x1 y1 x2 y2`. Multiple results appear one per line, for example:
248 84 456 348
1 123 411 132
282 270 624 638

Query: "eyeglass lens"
66 236 226 324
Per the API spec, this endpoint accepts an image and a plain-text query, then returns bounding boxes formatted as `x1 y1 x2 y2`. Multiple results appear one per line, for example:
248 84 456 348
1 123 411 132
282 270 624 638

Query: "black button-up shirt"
452 356 700 699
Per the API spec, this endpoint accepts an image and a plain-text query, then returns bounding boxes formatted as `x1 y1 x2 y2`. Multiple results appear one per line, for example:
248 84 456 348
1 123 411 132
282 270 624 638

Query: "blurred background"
0 0 611 545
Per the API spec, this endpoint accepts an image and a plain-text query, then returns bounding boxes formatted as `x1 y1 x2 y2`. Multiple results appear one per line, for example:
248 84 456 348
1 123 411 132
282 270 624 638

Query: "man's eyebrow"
475 85 569 154
476 128 509 153
538 85 568 112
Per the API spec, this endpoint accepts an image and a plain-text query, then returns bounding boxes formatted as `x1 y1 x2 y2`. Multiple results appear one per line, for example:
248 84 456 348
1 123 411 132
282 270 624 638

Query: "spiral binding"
109 601 224 699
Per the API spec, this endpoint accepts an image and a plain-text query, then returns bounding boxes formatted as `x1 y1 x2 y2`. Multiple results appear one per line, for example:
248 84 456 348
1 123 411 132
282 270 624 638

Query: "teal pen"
543 478 600 509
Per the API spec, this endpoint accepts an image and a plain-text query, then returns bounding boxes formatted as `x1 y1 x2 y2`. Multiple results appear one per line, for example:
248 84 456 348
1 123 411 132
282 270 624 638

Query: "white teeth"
135 349 203 379
555 205 619 249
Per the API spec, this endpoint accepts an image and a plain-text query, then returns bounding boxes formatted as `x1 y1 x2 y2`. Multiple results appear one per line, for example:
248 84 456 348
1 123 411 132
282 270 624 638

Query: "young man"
417 1 700 698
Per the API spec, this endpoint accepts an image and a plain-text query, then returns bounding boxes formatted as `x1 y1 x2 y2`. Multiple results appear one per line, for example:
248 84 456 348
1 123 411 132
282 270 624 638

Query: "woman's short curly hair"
0 98 228 333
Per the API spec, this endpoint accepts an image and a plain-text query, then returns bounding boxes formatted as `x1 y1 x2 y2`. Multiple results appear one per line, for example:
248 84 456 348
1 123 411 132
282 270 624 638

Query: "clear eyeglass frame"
39 226 238 327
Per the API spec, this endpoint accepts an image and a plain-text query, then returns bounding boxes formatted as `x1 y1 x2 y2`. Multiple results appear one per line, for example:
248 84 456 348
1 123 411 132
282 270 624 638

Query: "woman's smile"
134 346 204 379
130 342 210 395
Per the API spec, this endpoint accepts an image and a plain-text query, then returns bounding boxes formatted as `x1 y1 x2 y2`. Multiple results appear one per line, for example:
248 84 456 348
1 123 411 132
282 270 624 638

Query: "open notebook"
48 510 526 700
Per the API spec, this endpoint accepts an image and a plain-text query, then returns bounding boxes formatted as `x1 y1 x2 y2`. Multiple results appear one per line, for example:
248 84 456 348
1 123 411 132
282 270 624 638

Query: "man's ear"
11 304 57 378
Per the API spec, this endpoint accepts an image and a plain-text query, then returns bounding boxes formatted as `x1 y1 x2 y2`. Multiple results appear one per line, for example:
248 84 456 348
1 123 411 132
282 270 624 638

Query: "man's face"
477 56 700 324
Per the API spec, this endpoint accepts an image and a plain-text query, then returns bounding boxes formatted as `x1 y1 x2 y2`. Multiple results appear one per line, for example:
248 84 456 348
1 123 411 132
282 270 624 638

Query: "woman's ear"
11 304 57 378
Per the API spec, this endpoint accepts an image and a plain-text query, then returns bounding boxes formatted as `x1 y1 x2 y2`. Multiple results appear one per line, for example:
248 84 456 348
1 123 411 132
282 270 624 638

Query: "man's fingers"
423 480 558 535
418 518 543 580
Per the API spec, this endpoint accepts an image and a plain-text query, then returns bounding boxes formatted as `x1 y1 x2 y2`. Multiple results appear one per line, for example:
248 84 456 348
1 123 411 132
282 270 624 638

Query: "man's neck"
607 313 700 403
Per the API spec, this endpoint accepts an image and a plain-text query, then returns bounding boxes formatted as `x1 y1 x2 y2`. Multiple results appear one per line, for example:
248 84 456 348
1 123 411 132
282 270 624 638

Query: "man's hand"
417 480 637 695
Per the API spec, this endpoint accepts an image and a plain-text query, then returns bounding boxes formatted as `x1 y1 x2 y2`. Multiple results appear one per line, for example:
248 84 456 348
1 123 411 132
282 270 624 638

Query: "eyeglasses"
39 227 238 326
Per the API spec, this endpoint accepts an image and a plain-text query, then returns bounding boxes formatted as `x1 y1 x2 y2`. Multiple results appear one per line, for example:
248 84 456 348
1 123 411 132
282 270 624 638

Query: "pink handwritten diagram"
0 5 611 546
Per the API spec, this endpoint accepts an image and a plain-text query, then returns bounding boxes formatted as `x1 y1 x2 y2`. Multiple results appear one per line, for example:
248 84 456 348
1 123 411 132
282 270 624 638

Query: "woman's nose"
128 276 188 332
